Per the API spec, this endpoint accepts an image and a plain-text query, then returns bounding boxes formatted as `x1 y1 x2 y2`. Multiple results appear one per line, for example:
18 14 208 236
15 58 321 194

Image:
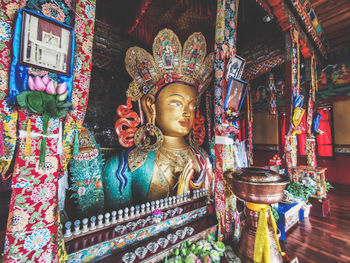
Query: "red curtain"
297 113 307 155
237 119 246 141
316 108 333 157
280 113 286 154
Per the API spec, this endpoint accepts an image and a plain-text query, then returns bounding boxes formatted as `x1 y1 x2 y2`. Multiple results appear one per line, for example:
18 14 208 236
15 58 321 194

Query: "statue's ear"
141 94 156 125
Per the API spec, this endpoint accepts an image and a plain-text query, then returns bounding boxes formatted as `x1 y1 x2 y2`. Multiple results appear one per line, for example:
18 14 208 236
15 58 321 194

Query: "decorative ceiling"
310 0 350 52
95 0 350 62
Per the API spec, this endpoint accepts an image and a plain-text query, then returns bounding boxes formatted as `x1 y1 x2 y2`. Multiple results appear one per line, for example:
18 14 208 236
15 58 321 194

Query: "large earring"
134 123 163 152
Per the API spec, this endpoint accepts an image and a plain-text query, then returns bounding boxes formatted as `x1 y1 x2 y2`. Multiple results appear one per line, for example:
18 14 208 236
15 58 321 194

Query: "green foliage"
166 237 225 263
69 153 105 217
271 206 279 222
325 181 333 192
286 181 314 202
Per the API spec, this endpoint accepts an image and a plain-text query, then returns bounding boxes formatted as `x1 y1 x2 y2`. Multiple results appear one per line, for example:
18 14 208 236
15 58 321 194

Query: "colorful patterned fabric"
214 0 239 240
285 28 300 169
4 110 61 262
1 1 95 262
247 86 253 166
0 0 23 179
305 55 317 167
62 0 96 171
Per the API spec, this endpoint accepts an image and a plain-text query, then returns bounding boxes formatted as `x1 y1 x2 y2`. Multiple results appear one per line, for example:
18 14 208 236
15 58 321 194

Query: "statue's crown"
125 29 214 101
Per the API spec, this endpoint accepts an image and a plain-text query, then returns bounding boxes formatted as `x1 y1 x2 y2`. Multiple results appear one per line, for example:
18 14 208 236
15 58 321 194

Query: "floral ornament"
79 76 90 92
73 55 82 71
34 116 60 132
7 209 30 232
1 48 11 66
77 187 86 196
23 229 51 251
210 250 221 262
0 19 11 42
0 70 8 91
82 41 93 55
42 3 65 22
45 204 56 223
38 248 53 263
35 156 59 176
85 5 95 20
30 183 56 203
6 3 20 20
202 241 212 251
74 17 85 35
142 86 151 94
4 236 9 254
1 100 14 114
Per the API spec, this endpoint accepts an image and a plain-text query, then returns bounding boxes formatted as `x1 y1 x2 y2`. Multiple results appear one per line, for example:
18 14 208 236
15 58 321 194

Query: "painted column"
213 0 239 240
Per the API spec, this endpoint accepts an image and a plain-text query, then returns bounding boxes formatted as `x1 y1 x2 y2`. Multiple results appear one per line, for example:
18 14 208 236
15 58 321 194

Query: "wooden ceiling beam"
320 11 350 28
316 5 350 22
312 0 349 15
309 0 331 8
329 34 350 46
330 42 350 52
326 27 350 40
324 20 350 33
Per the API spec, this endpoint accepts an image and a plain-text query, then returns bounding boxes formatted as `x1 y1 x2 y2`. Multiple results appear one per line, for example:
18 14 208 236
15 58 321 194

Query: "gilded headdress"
125 29 214 101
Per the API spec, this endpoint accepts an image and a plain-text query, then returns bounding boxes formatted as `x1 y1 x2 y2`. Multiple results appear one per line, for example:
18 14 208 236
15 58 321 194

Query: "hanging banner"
285 27 300 169
62 0 96 170
306 55 317 168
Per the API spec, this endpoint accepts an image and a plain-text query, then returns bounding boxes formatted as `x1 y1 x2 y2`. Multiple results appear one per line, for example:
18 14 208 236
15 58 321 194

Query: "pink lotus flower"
34 76 46 91
42 74 50 85
46 80 56 94
56 82 67 95
28 76 35 91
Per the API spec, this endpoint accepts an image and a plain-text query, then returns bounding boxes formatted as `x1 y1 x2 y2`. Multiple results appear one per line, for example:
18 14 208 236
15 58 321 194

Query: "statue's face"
155 83 197 137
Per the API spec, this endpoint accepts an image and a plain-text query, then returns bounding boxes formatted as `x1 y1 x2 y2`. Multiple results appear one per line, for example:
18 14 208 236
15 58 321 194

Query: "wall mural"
250 66 287 111
317 58 350 100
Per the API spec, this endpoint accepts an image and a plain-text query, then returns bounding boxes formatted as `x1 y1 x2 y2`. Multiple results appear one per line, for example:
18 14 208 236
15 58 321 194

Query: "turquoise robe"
103 150 156 210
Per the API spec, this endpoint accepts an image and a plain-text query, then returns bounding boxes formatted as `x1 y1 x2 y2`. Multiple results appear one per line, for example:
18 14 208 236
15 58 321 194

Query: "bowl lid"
225 167 288 184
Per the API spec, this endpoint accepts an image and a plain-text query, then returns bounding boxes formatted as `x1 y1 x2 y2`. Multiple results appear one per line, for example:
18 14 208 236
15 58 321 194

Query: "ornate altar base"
65 194 214 262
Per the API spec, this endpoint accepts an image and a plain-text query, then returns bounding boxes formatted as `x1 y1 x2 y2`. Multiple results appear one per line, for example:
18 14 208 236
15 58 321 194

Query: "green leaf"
31 221 46 230
41 201 49 211
32 248 44 259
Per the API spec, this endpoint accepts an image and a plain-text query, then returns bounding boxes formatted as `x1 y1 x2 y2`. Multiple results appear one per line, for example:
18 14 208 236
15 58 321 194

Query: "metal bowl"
225 167 289 204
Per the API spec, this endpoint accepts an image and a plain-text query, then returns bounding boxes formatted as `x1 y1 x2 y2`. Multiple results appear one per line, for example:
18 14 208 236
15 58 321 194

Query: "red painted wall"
253 150 350 185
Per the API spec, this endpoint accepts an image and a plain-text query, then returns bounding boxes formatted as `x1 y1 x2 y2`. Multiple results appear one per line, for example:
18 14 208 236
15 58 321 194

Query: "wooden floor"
282 184 350 263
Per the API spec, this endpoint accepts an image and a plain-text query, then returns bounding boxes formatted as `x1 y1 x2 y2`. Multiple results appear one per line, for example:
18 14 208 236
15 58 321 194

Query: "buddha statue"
103 29 214 209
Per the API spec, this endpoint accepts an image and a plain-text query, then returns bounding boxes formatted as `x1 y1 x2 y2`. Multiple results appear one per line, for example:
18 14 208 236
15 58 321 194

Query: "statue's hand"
177 159 194 196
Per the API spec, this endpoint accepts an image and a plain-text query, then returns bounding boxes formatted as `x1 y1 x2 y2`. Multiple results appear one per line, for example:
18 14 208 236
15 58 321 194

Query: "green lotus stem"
39 114 49 165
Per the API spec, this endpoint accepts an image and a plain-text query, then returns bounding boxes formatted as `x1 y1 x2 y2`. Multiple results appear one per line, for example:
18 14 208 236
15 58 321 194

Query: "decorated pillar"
247 84 254 166
213 0 240 240
305 55 317 167
284 27 301 171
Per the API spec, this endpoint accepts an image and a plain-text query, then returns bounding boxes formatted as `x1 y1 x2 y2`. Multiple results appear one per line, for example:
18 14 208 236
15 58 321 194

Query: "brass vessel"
225 168 289 263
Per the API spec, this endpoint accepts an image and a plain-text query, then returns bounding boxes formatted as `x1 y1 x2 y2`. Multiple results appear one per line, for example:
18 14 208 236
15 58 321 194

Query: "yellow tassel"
247 203 286 263
24 119 32 157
